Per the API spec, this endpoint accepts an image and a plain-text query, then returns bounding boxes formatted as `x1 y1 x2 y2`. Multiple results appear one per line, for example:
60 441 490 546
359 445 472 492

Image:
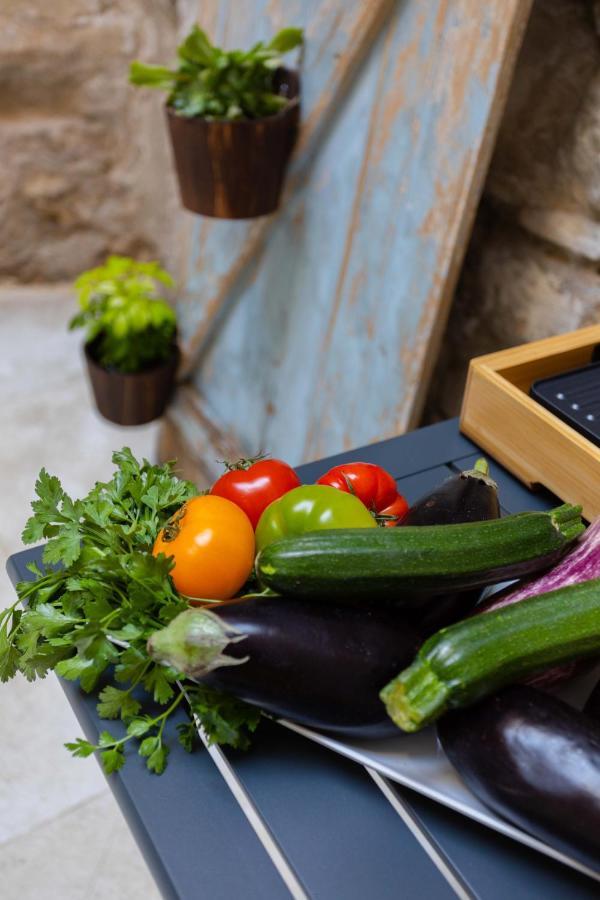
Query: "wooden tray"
460 326 600 521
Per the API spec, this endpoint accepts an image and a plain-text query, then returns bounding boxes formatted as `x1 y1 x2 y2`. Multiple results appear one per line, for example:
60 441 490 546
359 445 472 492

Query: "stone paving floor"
0 286 161 899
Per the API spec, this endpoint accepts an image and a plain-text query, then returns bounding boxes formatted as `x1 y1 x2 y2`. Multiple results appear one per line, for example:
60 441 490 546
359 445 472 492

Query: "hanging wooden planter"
166 69 300 219
84 341 180 426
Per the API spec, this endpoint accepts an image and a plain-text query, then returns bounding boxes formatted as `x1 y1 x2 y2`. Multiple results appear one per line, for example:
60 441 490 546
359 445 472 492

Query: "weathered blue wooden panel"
165 0 531 479
196 35 383 460
177 1 390 360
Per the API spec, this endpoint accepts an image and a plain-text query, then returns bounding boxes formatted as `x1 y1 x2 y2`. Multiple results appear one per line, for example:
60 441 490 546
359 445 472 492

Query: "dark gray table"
7 418 599 899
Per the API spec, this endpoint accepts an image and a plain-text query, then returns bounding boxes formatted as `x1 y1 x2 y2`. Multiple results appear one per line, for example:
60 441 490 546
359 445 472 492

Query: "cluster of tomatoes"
153 457 408 602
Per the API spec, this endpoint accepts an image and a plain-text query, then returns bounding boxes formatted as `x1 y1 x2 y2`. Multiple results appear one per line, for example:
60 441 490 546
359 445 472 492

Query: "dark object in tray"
530 360 600 448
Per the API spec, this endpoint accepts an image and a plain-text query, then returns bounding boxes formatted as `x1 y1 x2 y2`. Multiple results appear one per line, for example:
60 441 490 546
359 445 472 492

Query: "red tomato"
210 457 301 529
380 492 409 527
316 462 398 513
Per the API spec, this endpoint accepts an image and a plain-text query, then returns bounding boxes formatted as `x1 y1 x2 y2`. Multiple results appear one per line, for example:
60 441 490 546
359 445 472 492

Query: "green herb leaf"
65 738 96 758
98 730 118 748
22 469 64 537
0 627 20 682
114 646 148 684
97 685 141 720
143 664 176 704
176 721 197 753
131 25 302 120
188 685 261 750
146 742 169 775
126 717 153 738
129 61 177 89
177 26 215 66
20 603 81 636
267 27 303 53
138 736 159 758
101 746 126 775
42 523 82 567
137 733 169 773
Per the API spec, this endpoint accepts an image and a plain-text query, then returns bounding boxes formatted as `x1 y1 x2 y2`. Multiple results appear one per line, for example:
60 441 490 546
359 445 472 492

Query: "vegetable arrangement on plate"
2 447 600 865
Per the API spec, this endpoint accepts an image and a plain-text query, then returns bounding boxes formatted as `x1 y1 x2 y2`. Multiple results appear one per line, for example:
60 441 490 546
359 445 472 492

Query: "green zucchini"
256 504 584 599
381 578 600 732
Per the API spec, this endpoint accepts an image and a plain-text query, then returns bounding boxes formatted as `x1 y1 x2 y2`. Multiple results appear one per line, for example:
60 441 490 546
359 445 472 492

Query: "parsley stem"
0 599 20 626
157 690 184 740
125 659 151 694
17 572 63 601
97 689 185 752
157 690 185 726
101 609 122 627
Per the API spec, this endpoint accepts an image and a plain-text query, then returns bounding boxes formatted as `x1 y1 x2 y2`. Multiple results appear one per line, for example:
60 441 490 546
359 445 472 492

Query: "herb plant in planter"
130 26 303 219
70 256 179 426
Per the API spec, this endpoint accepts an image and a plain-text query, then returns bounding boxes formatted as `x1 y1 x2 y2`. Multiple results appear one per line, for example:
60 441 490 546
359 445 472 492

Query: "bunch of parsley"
0 449 260 775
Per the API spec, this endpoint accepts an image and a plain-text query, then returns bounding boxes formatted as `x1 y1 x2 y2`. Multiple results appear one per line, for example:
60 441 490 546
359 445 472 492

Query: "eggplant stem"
147 608 249 678
473 457 488 475
462 458 498 489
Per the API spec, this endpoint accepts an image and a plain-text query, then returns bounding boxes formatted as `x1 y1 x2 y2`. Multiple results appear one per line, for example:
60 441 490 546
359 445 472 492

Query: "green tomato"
255 484 376 551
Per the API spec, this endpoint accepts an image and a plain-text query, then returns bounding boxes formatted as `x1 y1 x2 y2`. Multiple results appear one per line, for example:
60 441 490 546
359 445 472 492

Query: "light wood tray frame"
460 326 600 521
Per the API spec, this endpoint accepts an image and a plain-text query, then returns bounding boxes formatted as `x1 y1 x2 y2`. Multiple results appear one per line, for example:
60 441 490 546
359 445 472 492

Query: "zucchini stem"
380 660 450 732
551 503 584 542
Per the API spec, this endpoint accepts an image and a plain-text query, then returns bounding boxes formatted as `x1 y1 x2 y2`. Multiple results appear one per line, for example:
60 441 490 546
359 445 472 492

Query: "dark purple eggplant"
403 458 501 633
437 685 600 867
148 594 420 738
401 457 500 526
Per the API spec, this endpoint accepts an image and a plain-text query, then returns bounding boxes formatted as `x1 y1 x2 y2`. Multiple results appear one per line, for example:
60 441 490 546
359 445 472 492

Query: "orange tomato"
153 495 255 601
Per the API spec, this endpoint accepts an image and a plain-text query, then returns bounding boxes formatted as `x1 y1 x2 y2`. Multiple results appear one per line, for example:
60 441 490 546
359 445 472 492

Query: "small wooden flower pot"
84 342 180 426
166 69 300 219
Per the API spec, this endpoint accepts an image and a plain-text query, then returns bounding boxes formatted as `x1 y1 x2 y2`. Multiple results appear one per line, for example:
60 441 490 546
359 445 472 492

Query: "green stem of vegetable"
99 690 185 753
462 457 496 489
473 458 489 476
551 503 587 542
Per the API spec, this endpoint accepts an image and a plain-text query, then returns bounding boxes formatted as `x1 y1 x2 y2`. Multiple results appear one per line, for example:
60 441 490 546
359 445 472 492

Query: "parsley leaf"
64 738 95 758
0 628 20 682
143 664 177 704
101 747 126 775
146 743 169 775
188 685 261 751
176 721 197 753
97 685 141 720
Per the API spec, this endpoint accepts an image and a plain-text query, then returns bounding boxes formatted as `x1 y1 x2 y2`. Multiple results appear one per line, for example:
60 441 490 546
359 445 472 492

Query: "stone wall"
425 0 600 421
0 1 194 282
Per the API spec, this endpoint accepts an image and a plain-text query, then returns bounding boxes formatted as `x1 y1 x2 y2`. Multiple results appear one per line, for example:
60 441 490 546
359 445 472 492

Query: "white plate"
280 663 600 884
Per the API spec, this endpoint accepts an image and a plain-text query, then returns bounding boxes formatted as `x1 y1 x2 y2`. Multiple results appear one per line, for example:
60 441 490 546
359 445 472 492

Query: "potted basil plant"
70 256 179 426
129 25 303 219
